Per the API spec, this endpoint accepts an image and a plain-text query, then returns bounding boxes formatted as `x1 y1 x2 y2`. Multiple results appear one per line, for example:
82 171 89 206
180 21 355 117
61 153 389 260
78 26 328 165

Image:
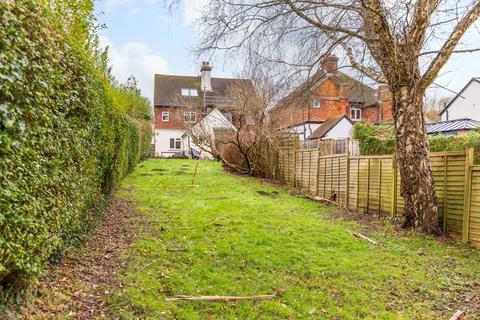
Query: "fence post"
378 158 382 213
366 158 371 213
308 151 312 192
391 153 397 217
293 142 298 188
356 158 360 210
462 148 474 242
443 155 448 233
316 148 321 196
345 152 350 208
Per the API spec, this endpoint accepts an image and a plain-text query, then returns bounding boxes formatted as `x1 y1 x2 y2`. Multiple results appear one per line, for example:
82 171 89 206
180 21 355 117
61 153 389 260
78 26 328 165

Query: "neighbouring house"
182 108 236 159
270 54 393 141
439 77 480 122
153 62 251 157
427 118 480 135
307 115 354 140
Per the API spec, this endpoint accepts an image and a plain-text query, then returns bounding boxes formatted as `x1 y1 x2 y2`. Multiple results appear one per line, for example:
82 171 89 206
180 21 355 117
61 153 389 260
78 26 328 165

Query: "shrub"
0 0 151 284
352 123 396 155
353 123 480 163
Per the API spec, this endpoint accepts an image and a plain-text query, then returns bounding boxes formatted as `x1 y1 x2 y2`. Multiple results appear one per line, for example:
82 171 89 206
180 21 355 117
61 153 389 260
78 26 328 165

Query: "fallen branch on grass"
449 310 464 320
166 248 186 252
350 231 378 245
303 195 338 206
166 293 277 302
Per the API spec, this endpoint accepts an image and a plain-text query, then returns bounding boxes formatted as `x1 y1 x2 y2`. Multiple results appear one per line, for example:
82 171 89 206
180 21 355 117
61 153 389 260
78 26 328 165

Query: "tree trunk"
392 87 439 234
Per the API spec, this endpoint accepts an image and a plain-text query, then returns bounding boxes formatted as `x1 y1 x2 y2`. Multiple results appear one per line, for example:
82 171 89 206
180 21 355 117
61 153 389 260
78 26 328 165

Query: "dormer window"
350 107 361 121
312 99 321 108
181 88 198 97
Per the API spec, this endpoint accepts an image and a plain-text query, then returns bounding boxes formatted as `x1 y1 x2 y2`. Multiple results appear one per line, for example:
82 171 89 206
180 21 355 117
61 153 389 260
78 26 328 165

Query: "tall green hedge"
353 123 480 163
0 0 151 284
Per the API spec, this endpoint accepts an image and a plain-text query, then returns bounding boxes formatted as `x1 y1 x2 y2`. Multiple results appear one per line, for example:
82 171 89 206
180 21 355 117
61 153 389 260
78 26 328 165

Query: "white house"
440 77 480 121
182 108 236 159
153 62 251 157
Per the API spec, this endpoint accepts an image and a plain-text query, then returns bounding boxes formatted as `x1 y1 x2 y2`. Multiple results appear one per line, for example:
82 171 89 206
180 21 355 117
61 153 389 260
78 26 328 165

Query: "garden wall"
278 147 480 247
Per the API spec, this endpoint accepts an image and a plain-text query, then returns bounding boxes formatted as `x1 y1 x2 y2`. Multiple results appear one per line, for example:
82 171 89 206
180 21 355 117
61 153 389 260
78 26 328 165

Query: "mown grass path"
108 159 480 319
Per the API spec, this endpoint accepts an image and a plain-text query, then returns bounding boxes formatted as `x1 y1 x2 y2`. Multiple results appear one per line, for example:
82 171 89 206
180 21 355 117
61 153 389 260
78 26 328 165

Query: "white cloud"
182 0 208 25
99 36 168 101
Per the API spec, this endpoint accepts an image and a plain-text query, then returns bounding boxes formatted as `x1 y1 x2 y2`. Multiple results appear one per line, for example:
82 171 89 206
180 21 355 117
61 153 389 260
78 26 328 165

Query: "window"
224 112 233 122
312 99 321 108
350 107 361 120
169 138 181 150
181 88 198 97
184 111 197 123
162 111 169 121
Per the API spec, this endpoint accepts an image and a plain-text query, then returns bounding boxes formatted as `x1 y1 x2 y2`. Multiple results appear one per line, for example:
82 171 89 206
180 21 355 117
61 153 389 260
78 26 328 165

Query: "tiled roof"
275 70 378 109
426 118 480 134
154 74 251 107
308 115 352 140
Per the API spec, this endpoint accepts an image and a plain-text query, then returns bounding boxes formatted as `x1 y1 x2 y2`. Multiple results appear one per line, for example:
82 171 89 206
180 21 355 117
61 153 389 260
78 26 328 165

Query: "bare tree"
179 76 282 176
424 94 451 122
181 0 480 233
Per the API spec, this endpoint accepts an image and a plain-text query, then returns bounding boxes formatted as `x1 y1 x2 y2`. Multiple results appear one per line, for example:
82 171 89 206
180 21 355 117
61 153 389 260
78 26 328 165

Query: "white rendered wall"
154 129 185 157
323 118 353 139
441 81 480 121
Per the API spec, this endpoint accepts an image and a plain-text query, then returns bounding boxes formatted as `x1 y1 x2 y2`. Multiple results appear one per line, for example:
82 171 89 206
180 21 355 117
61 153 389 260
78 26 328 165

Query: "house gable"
440 78 480 121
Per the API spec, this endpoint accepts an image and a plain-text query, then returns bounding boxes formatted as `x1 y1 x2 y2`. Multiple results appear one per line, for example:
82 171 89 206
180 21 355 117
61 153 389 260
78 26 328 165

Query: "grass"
108 159 480 319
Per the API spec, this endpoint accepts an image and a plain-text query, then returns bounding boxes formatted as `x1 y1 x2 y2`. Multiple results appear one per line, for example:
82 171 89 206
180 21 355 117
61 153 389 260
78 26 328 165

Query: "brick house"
153 62 251 157
270 54 393 140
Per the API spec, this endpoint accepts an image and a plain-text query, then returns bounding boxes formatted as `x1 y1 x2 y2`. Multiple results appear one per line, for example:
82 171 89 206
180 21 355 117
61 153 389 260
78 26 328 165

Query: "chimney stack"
322 54 339 74
378 84 392 103
200 61 212 92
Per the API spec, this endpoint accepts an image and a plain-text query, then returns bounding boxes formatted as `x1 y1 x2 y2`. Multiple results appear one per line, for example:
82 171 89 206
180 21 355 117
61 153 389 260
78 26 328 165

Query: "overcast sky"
96 0 480 103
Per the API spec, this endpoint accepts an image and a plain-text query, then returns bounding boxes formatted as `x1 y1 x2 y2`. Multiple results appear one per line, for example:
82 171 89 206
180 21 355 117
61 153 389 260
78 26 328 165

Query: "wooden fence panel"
469 166 480 247
277 147 478 247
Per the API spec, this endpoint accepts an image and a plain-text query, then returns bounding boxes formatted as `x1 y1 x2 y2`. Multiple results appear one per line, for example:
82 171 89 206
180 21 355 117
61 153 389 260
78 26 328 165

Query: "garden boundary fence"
277 147 480 247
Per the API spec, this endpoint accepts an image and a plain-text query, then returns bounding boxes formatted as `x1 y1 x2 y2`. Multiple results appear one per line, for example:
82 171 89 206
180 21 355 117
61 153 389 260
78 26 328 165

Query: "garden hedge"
0 0 151 284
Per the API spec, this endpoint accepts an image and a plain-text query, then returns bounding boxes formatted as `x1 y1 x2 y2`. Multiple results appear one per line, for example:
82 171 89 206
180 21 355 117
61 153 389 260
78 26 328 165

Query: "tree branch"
419 1 480 93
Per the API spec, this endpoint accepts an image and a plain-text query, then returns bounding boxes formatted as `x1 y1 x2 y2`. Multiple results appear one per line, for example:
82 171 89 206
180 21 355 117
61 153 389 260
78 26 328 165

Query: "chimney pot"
322 54 338 74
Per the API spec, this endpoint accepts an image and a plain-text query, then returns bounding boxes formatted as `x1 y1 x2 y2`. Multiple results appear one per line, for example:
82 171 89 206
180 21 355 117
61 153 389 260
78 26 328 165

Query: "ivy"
0 0 151 285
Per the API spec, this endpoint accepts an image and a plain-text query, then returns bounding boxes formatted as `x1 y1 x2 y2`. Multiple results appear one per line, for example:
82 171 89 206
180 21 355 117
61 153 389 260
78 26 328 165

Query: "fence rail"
277 147 479 247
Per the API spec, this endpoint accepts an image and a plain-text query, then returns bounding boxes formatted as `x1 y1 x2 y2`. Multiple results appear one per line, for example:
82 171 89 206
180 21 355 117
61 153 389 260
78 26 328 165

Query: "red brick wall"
272 78 350 129
271 79 395 129
154 106 207 130
361 105 393 123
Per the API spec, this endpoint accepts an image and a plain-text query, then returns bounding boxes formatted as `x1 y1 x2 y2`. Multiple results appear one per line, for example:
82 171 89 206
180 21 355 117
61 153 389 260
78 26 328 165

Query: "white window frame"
350 107 361 120
169 137 182 150
312 99 321 108
181 88 198 97
184 111 197 123
162 111 169 121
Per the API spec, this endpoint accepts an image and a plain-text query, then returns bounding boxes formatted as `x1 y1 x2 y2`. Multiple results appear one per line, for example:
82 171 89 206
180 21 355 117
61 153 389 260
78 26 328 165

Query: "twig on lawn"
166 248 186 252
449 310 465 320
166 293 277 302
303 194 338 206
175 219 225 230
349 231 378 245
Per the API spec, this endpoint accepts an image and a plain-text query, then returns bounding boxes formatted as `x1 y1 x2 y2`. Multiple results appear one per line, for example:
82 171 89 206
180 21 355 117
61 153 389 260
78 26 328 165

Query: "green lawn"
108 159 480 319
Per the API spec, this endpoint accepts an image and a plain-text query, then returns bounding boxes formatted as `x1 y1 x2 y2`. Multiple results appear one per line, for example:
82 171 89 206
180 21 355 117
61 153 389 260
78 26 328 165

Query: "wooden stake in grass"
191 150 202 186
166 293 276 302
449 310 464 320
